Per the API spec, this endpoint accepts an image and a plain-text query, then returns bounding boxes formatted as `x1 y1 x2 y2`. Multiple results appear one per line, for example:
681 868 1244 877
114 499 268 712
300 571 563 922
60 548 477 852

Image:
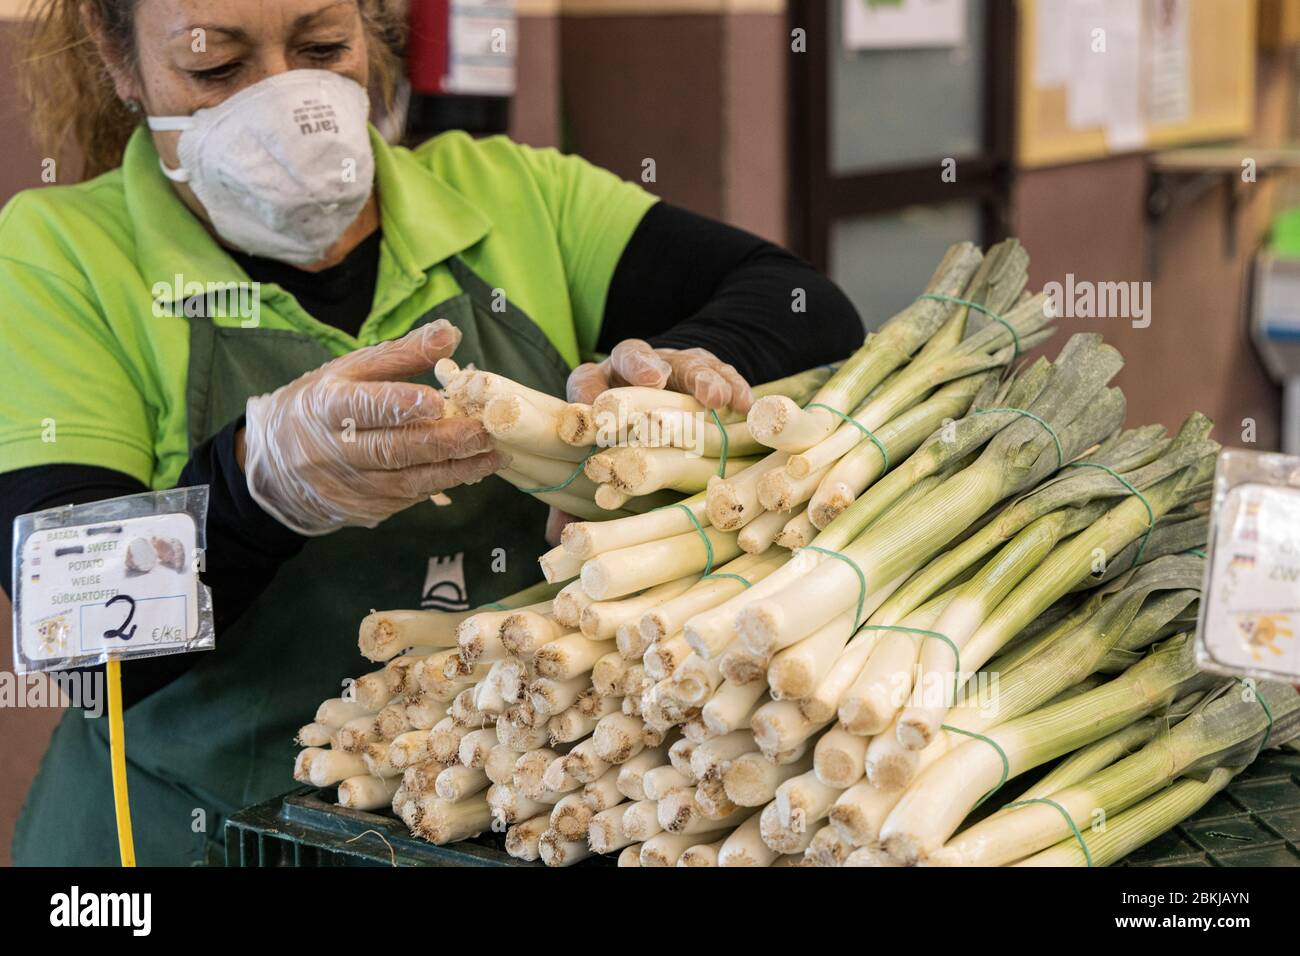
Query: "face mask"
148 70 375 266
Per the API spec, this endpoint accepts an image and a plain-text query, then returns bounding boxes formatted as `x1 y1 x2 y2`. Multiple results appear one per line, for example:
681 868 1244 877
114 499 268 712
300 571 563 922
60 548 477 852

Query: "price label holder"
10 486 215 866
1197 449 1300 682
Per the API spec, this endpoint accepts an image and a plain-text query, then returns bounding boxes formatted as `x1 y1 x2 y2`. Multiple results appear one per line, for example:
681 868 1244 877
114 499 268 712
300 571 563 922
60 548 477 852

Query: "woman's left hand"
566 339 753 413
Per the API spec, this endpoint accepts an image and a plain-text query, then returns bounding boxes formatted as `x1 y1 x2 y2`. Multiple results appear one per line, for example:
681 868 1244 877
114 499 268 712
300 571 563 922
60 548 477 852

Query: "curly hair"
17 0 407 181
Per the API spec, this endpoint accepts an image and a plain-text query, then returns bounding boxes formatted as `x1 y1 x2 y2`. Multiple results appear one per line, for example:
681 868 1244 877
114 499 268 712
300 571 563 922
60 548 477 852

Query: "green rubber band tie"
710 408 729 477
859 625 960 701
941 724 1009 809
702 572 753 588
802 545 867 628
974 407 1063 469
918 293 1022 364
665 503 715 577
516 447 597 495
1234 677 1275 750
1002 798 1093 867
480 602 508 611
1064 461 1155 566
806 403 890 471
1186 548 1207 559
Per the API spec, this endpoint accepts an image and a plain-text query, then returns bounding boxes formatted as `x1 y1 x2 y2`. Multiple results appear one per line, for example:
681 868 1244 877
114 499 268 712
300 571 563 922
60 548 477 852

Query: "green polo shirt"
0 127 656 489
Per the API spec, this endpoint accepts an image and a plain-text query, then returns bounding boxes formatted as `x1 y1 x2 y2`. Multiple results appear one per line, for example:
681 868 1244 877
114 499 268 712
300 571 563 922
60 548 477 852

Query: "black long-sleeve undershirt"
0 202 862 707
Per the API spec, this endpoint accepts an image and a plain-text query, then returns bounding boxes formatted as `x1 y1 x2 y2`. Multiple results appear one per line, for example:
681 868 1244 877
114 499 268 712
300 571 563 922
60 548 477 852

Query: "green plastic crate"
225 787 613 866
1114 747 1300 867
226 749 1300 867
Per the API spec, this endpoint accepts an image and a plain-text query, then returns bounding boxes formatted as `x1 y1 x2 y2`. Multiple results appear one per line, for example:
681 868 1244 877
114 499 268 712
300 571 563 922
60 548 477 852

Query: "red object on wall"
408 0 450 95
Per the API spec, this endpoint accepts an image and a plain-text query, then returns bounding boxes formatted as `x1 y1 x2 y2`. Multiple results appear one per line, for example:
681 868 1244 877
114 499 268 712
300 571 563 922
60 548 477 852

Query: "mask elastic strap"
146 116 194 183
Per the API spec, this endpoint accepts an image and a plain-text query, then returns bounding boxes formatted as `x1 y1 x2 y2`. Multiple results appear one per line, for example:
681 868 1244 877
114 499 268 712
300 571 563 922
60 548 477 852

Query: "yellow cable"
106 657 136 867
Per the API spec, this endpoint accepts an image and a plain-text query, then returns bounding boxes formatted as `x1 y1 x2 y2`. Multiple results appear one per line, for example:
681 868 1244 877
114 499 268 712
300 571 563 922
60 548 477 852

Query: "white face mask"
148 70 375 266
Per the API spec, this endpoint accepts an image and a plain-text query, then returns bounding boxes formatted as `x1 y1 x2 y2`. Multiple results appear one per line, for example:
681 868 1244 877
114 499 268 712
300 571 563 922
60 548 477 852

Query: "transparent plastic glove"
567 339 753 412
243 320 501 536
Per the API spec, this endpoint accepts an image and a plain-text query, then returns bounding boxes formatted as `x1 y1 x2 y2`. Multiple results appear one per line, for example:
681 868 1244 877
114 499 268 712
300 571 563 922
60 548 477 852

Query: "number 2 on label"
103 594 138 642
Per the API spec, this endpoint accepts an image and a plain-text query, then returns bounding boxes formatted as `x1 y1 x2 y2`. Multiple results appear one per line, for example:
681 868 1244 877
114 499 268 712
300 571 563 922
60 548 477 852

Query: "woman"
2 0 861 865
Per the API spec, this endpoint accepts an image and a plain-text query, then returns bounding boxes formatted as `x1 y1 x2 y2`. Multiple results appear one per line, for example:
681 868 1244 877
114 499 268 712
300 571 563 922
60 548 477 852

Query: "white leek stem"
757 462 832 513
813 723 868 789
500 611 563 656
539 545 584 584
617 844 643 866
552 580 592 629
678 838 726 867
561 737 610 784
504 814 550 860
766 610 855 699
703 678 769 735
758 801 824 854
539 828 594 867
592 651 630 697
483 393 587 461
774 512 817 550
457 727 500 769
706 452 790 530
644 632 693 681
668 652 724 706
774 770 843 832
722 749 815 806
315 698 374 729
615 744 673 801
357 610 463 662
410 793 493 844
751 700 832 757
640 551 780 642
581 525 742 601
562 493 707 560
337 774 401 810
435 764 489 801
587 803 637 854
541 754 581 794
593 712 648 764
581 766 625 812
689 730 758 781
549 791 595 841
619 799 663 842
296 723 332 749
738 508 791 553
581 575 697 640
641 828 734 867
484 744 521 785
387 729 435 769
548 695 622 743
718 811 780 866
643 766 693 801
536 634 615 680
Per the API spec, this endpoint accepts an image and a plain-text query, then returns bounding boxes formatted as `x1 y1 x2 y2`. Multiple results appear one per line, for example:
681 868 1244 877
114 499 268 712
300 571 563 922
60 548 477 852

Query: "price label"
15 511 202 671
1200 481 1300 681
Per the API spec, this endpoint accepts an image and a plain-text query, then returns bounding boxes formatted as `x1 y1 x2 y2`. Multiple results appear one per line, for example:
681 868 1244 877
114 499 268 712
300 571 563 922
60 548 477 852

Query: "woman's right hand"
242 320 501 536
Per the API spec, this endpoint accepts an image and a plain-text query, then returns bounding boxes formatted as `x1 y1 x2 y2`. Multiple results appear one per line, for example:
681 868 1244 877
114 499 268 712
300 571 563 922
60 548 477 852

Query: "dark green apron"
13 258 569 866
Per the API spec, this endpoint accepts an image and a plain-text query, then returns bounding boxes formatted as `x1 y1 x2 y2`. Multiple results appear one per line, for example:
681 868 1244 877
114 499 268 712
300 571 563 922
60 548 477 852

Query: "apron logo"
422 553 470 611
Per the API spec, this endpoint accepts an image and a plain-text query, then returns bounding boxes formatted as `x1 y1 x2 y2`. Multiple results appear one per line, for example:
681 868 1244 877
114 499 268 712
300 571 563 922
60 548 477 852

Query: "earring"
124 99 142 114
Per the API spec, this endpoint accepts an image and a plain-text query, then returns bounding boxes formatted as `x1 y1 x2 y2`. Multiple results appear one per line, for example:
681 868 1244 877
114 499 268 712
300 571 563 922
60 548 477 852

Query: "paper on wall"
842 0 967 50
1102 0 1145 151
1064 0 1109 128
1033 0 1071 87
1146 0 1191 126
1061 0 1146 151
